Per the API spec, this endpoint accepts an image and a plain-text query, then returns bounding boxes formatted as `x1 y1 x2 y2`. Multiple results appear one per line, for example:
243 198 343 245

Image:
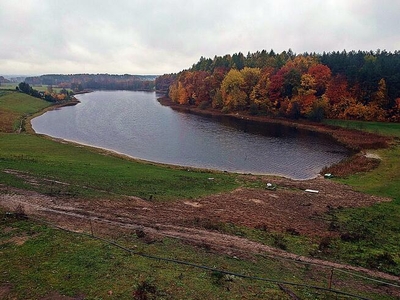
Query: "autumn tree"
209 68 227 109
240 67 261 100
220 69 247 110
308 64 331 96
373 78 389 109
282 68 301 98
268 68 286 104
250 68 273 114
166 49 400 122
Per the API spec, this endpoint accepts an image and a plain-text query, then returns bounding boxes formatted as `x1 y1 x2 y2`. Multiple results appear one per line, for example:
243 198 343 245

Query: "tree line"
25 74 156 92
17 82 73 103
156 50 400 122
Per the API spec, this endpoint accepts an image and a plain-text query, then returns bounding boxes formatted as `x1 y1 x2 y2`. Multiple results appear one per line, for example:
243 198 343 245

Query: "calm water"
32 90 349 179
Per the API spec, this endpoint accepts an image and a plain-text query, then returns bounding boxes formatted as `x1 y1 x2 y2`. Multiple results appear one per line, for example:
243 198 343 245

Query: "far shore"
157 96 391 152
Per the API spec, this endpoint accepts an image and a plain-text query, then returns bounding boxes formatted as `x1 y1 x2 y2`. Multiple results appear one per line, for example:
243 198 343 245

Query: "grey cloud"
1 0 399 75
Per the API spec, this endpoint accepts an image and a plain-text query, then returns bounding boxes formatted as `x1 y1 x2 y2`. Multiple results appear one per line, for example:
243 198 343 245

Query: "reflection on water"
31 90 349 179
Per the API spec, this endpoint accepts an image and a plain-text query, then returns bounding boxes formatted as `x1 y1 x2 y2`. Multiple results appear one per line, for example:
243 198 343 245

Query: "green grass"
0 133 238 200
0 91 50 114
319 119 400 275
324 119 400 138
0 91 50 132
29 85 72 93
0 83 72 93
0 83 17 90
0 210 392 300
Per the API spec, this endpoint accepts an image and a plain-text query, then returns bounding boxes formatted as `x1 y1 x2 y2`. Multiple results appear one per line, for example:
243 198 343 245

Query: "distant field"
0 83 17 90
0 83 72 93
324 119 400 138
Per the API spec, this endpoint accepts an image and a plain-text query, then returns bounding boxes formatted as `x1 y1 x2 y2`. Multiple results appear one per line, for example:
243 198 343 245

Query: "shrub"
198 100 209 110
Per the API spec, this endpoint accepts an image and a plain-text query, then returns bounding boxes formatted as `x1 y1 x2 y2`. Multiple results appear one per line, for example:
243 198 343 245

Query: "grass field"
320 119 400 276
0 133 238 200
0 83 72 93
0 83 17 90
1 92 400 299
0 91 50 132
324 119 400 138
3 208 389 300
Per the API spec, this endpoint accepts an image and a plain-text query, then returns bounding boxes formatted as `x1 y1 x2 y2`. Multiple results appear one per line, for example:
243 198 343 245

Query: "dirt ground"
1 174 398 286
0 174 389 238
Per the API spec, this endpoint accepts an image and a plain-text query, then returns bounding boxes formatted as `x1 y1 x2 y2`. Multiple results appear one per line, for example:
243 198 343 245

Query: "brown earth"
0 174 398 285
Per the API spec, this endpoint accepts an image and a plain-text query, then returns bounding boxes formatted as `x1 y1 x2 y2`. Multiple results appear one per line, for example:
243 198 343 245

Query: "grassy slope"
0 83 71 93
321 119 400 275
0 91 50 132
324 119 400 138
0 133 238 200
4 210 383 300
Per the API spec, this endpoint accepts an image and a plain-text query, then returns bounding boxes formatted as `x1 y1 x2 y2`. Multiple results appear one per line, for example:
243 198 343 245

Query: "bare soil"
1 175 397 285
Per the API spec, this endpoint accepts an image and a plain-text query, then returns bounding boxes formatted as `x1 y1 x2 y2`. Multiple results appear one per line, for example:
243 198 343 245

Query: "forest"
156 50 400 122
25 74 156 92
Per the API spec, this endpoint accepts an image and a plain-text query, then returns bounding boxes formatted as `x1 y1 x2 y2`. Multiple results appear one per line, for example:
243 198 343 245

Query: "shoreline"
157 96 391 152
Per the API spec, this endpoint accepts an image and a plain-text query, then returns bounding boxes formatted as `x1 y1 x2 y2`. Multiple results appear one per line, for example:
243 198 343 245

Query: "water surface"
32 90 349 179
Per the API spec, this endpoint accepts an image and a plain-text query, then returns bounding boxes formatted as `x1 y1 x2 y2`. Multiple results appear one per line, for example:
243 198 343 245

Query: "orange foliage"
325 75 351 105
167 54 398 122
308 64 331 96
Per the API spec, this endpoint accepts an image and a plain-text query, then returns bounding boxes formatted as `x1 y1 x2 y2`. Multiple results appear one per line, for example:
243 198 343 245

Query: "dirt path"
1 181 398 285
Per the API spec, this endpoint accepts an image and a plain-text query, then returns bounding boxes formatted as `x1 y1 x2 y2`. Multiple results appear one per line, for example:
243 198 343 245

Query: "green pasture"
0 91 50 132
0 82 72 93
0 209 391 300
320 119 400 276
324 119 400 138
0 133 238 200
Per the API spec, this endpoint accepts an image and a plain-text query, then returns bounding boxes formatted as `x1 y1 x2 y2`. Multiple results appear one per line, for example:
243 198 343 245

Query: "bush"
198 100 210 110
221 106 230 114
366 252 397 270
249 103 259 115
133 279 158 300
272 233 287 250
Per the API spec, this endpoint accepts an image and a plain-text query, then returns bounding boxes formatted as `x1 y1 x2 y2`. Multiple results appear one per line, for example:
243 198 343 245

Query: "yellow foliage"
299 74 316 96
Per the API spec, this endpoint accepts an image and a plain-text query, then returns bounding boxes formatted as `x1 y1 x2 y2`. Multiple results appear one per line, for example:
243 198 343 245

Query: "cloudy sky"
1 0 399 76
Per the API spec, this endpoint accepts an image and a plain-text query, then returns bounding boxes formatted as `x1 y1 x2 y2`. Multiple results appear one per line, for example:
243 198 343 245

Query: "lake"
31 90 349 179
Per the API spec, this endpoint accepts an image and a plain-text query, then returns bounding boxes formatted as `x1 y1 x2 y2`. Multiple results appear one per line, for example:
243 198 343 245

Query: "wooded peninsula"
156 49 400 122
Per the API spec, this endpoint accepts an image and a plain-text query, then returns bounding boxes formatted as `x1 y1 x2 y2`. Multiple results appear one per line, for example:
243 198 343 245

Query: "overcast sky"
1 0 399 76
